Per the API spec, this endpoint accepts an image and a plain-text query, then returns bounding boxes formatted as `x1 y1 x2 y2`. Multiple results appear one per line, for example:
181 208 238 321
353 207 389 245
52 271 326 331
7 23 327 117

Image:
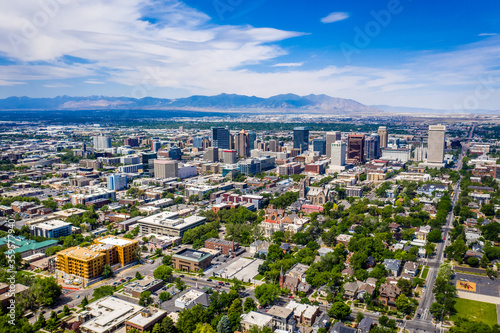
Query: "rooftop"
173 249 211 262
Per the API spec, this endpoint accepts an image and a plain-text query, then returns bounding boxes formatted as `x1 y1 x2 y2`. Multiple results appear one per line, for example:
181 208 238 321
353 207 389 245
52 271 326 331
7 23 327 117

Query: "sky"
0 0 499 110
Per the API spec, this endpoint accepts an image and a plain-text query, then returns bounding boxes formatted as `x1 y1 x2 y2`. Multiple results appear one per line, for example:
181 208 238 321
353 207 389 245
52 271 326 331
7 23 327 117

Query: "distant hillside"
0 94 381 113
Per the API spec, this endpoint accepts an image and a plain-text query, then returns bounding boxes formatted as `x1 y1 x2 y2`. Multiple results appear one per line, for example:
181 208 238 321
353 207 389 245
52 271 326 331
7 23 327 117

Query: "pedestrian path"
457 291 500 305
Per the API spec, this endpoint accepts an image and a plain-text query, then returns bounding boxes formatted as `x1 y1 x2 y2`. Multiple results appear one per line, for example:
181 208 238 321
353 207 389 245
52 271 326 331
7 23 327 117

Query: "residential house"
379 282 401 306
403 261 419 277
383 259 402 276
279 263 311 294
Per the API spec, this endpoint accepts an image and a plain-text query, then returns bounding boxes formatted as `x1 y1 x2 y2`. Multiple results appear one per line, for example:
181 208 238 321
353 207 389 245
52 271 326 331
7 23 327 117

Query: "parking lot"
453 272 500 297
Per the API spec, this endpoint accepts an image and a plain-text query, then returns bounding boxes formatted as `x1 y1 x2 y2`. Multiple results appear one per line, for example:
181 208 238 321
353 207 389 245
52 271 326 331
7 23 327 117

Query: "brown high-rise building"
378 126 388 148
347 134 365 165
237 129 250 157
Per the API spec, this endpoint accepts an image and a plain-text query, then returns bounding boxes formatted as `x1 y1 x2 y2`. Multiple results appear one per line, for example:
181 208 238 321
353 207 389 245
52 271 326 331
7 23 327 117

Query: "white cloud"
43 83 71 88
478 33 498 36
84 80 105 84
321 12 349 24
0 1 499 109
272 62 304 67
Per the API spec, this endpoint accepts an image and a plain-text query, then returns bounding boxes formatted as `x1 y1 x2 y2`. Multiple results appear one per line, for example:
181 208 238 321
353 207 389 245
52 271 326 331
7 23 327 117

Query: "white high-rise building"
331 141 346 170
427 125 446 164
93 135 112 150
326 132 342 158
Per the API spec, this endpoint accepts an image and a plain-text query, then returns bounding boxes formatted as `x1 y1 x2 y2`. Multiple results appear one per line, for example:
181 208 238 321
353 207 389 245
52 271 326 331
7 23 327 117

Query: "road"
405 124 474 332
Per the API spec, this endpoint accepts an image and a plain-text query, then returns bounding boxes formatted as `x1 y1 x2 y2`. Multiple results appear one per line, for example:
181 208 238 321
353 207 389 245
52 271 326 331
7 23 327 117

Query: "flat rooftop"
58 246 104 261
96 235 134 247
173 249 211 262
32 219 70 230
125 307 166 328
81 296 143 333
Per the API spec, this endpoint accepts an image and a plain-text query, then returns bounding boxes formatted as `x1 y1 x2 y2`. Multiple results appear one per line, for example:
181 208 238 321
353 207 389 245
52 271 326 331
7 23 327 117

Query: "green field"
450 298 498 327
421 266 429 279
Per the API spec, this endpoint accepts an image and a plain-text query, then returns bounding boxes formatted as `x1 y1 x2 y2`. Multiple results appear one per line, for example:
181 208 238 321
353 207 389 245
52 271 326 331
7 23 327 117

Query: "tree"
102 264 114 278
45 317 59 332
154 265 173 281
139 291 153 306
63 305 71 316
31 277 62 307
243 297 257 313
427 229 442 243
193 323 216 333
81 296 89 307
395 294 415 314
254 284 280 306
36 313 46 329
328 301 351 320
93 285 115 300
467 256 479 267
397 278 413 296
162 254 172 265
425 242 436 257
153 316 178 333
175 277 186 291
356 312 364 323
177 304 207 333
480 204 495 216
227 298 243 331
136 271 143 280
217 315 232 333
159 291 172 302
378 315 389 327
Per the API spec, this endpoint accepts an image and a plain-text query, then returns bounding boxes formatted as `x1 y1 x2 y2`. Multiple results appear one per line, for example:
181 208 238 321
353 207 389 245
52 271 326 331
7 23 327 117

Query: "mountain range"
0 94 380 113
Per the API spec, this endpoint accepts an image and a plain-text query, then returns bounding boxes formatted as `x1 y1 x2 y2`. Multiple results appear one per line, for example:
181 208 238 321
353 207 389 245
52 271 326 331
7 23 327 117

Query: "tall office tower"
212 127 231 149
331 141 347 167
268 139 279 152
154 159 178 178
347 134 365 165
364 136 376 161
203 147 218 162
237 129 250 157
257 142 267 151
371 133 381 159
93 135 112 150
326 131 342 158
427 125 446 163
293 127 309 153
312 138 327 156
223 150 237 164
229 134 235 150
152 141 161 152
378 126 388 148
248 131 256 150
107 174 127 191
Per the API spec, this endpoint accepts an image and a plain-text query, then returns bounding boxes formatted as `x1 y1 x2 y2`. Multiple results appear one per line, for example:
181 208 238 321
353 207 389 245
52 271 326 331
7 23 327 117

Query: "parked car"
76 295 80 299
207 279 212 282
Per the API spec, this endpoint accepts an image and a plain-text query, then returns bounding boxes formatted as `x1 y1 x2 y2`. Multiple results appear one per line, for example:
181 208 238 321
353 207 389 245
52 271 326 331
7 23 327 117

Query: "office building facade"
331 141 346 167
326 131 342 158
312 138 326 156
212 127 231 149
107 173 127 191
293 127 309 153
93 135 112 150
427 125 446 163
153 159 178 178
237 129 250 157
378 126 388 148
347 134 365 165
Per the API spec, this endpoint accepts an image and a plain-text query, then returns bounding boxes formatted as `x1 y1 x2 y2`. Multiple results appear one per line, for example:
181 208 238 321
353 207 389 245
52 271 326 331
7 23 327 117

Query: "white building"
427 125 446 164
93 135 112 150
330 140 346 170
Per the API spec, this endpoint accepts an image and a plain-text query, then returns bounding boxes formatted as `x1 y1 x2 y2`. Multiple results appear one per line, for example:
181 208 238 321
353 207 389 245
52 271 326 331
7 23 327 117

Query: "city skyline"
0 0 499 110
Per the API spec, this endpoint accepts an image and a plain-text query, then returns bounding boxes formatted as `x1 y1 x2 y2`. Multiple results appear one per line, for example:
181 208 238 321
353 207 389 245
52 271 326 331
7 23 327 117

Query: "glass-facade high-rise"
212 127 231 149
293 127 309 153
313 138 326 156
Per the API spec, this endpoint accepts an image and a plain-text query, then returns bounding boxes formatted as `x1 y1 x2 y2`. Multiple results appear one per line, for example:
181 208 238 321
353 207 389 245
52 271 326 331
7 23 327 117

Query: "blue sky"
0 0 499 110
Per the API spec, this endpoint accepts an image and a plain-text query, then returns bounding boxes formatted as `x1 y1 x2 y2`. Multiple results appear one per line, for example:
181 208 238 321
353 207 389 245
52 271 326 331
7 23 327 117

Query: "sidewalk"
457 291 500 305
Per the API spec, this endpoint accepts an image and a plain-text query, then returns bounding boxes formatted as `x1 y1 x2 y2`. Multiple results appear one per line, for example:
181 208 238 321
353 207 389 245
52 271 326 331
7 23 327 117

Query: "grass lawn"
421 266 429 279
254 274 265 281
449 298 498 327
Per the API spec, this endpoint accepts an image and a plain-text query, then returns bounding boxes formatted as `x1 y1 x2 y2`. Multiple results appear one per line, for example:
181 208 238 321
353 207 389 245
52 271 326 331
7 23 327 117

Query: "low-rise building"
204 238 240 255
172 249 212 272
125 307 167 332
241 311 273 332
137 211 206 238
174 289 210 309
